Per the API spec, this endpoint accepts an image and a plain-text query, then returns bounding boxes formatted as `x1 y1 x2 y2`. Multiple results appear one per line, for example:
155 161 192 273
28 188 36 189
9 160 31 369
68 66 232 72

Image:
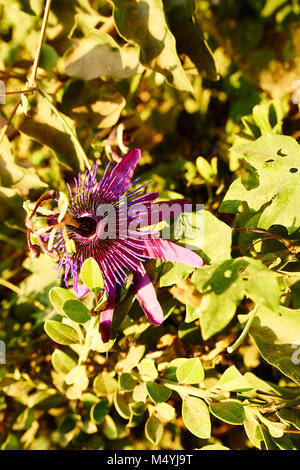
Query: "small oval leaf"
209 400 245 425
90 399 108 424
49 287 77 315
62 299 91 324
182 396 211 439
80 257 104 292
146 381 172 404
44 320 80 345
176 358 205 384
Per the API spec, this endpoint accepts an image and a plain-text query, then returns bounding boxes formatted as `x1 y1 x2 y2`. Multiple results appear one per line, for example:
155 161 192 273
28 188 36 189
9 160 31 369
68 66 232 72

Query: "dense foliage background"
1 0 300 451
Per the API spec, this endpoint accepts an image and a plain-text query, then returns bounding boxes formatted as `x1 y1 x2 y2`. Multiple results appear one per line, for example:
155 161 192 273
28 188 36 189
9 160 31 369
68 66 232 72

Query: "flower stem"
227 305 259 353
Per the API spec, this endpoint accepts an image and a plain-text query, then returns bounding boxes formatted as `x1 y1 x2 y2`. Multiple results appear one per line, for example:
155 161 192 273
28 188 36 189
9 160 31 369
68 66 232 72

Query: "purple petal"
143 238 203 268
110 149 141 187
76 284 90 299
133 267 164 325
100 289 116 343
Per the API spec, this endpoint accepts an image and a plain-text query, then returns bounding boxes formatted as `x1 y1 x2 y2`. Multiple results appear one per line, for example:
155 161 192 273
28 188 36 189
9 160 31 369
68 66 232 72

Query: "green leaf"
249 305 300 384
90 399 108 424
159 262 194 287
176 358 205 384
129 401 147 416
209 400 245 425
128 403 146 428
146 381 172 404
164 358 187 382
196 157 215 183
15 95 86 173
117 344 145 372
80 258 104 293
137 359 158 381
220 134 300 234
217 366 253 393
114 392 131 419
65 365 89 399
132 383 148 403
182 396 211 439
261 426 281 450
119 373 138 392
51 349 77 375
64 28 142 80
163 0 217 80
12 408 34 431
81 393 99 410
40 44 58 71
191 257 280 339
62 299 91 324
62 80 126 129
277 408 300 430
154 403 175 423
176 210 231 264
44 320 80 345
145 415 164 445
111 0 193 92
102 416 118 440
0 136 47 191
93 372 118 397
49 287 78 315
58 416 78 434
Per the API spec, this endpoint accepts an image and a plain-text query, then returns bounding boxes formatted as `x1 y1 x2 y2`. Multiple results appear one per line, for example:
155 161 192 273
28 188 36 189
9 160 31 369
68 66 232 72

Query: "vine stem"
28 0 52 88
0 97 21 144
227 305 259 353
232 227 298 253
38 88 91 170
0 0 51 144
0 278 45 311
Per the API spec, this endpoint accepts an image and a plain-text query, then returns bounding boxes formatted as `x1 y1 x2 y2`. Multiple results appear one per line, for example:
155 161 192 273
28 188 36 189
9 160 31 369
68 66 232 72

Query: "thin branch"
28 0 52 88
4 87 36 95
232 227 299 253
0 97 21 144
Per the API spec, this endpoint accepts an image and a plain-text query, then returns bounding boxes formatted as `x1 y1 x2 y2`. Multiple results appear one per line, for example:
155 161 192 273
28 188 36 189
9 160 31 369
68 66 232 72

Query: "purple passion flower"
27 149 203 342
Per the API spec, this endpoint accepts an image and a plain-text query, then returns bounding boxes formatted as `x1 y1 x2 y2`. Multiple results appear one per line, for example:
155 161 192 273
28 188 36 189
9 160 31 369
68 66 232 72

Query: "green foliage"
80 257 104 293
1 0 300 452
220 134 300 233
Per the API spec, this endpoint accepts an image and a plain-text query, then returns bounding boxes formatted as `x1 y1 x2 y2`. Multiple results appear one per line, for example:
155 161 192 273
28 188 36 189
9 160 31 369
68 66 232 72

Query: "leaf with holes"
190 257 280 339
220 134 300 234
